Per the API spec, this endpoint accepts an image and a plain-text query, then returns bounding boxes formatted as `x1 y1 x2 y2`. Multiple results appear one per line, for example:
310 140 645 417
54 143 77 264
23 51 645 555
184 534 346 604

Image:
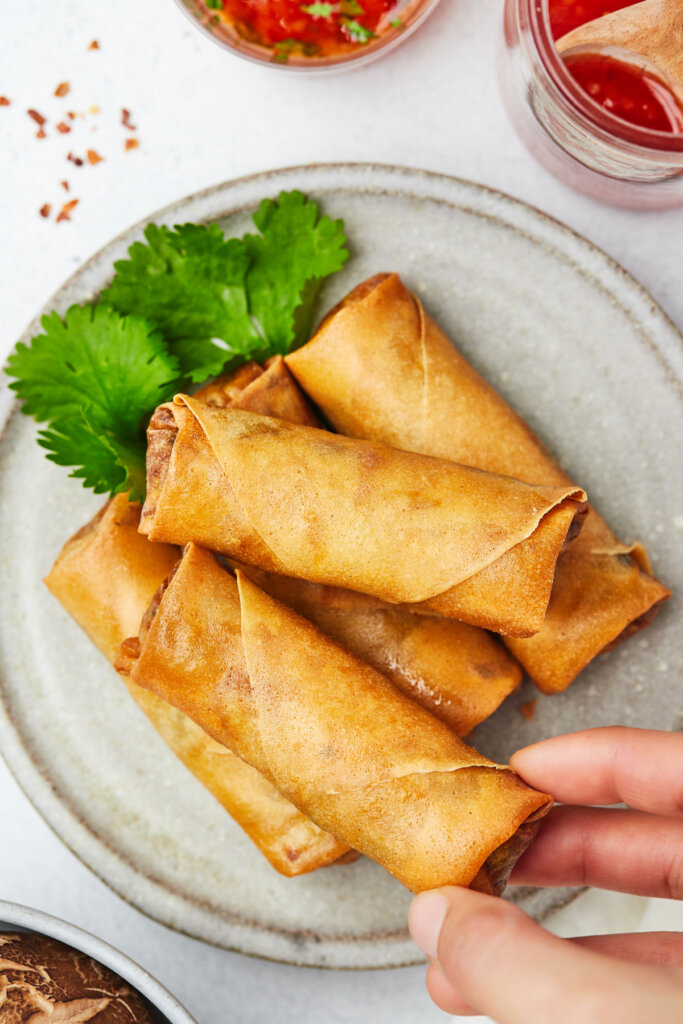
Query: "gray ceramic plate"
0 164 681 970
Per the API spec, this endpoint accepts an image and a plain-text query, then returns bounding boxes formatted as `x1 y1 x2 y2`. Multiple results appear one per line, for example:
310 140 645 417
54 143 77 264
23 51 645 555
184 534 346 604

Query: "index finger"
510 727 683 816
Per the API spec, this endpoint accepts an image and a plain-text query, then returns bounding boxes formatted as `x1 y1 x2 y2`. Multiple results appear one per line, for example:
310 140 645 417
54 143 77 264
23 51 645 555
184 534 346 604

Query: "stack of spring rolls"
45 275 669 896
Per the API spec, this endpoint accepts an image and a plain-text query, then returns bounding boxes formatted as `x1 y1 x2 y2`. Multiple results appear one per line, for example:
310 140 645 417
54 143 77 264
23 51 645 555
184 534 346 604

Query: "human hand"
409 727 683 1022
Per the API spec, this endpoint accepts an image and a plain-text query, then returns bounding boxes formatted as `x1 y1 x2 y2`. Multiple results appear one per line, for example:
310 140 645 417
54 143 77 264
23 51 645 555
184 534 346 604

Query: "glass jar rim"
527 0 683 153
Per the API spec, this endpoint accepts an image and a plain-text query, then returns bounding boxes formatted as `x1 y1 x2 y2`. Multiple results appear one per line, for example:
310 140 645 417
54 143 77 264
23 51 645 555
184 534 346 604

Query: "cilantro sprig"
5 191 349 499
7 305 179 499
103 191 347 382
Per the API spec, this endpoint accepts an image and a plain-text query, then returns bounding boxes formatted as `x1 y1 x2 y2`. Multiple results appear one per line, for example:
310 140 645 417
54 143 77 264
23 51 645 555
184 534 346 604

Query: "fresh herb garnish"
300 3 335 17
205 0 223 9
6 191 349 498
341 17 376 43
6 305 178 498
390 17 404 29
103 191 347 381
271 38 321 62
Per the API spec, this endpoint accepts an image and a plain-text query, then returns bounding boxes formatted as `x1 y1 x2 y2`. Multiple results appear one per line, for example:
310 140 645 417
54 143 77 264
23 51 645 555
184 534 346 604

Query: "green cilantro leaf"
341 17 376 43
244 190 348 354
101 223 260 382
6 304 178 499
390 17 404 29
205 0 223 9
301 3 334 17
103 191 348 375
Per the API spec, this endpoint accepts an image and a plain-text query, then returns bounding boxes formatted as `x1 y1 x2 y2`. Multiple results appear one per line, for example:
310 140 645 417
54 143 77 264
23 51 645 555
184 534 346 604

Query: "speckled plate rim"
0 899 198 1024
0 163 681 970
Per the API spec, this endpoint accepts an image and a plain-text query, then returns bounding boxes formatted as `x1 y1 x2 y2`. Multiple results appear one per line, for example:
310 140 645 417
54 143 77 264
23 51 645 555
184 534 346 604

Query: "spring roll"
211 358 522 734
286 273 670 691
117 543 553 895
44 493 349 876
141 396 586 637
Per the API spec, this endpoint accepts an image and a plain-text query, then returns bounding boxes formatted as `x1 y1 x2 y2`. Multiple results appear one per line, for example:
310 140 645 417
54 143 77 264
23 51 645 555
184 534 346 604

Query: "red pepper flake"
39 204 51 218
36 128 46 139
121 108 136 131
56 199 79 222
0 96 10 106
67 111 77 120
61 180 70 191
67 152 84 166
88 39 100 50
28 109 46 126
87 148 104 165
124 137 139 151
56 121 71 134
54 81 70 98
518 700 538 722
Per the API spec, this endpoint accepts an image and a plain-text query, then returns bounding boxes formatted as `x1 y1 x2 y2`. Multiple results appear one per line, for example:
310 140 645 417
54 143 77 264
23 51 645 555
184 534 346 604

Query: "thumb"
408 888 683 1023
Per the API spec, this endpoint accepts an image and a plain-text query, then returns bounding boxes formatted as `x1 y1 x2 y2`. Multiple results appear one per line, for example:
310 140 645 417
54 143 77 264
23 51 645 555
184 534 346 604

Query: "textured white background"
1 1 682 1022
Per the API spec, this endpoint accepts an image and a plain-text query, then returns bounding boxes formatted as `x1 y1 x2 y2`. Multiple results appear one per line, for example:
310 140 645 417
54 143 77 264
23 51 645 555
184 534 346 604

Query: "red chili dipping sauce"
204 0 401 60
548 0 683 133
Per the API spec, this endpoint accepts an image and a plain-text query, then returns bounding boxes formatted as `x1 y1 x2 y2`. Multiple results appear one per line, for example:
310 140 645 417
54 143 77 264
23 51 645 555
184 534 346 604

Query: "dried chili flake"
54 81 70 98
88 39 100 50
87 148 103 165
121 108 136 130
124 137 139 151
67 152 84 166
56 199 79 222
0 97 10 107
67 111 77 120
61 180 70 191
39 204 51 218
518 700 538 721
56 121 71 134
28 109 46 126
36 129 46 139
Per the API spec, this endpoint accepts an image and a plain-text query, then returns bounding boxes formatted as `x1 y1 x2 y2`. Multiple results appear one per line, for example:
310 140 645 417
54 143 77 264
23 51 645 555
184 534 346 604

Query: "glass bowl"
173 0 444 72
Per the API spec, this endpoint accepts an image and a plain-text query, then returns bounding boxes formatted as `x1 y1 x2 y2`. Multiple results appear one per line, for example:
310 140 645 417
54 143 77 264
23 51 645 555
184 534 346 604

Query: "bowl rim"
171 0 445 73
0 899 198 1024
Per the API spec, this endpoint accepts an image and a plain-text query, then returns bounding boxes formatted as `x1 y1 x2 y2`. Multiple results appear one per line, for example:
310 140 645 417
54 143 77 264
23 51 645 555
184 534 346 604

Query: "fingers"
571 933 683 970
510 727 683 816
510 805 683 899
425 963 478 1016
409 887 683 1024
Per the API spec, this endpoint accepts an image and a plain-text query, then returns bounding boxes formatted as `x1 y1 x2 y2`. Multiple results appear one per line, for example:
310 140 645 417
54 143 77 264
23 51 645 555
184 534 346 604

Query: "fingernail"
408 891 449 961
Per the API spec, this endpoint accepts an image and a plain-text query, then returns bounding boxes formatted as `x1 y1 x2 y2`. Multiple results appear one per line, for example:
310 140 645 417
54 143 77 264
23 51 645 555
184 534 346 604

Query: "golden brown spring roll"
211 359 523 733
286 273 670 691
44 493 349 876
141 396 586 637
117 543 553 894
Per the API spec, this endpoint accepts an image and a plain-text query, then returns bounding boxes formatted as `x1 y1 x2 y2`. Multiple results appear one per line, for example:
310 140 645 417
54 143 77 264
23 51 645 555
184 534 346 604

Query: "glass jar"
499 0 683 208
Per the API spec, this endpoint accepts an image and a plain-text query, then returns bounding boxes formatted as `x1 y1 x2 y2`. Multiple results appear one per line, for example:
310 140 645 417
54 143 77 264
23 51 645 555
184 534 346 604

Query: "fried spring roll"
206 359 523 733
209 359 524 730
44 493 349 876
141 396 586 637
286 273 670 691
117 544 553 894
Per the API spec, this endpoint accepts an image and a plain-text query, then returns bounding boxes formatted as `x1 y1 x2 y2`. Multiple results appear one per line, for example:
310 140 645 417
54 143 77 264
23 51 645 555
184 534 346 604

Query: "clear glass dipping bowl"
174 0 444 73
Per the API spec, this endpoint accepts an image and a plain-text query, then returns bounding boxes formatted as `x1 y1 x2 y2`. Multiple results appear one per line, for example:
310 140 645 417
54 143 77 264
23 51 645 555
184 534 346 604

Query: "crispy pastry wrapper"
44 492 349 876
200 358 522 730
208 358 523 732
286 273 670 690
141 396 586 637
119 544 552 894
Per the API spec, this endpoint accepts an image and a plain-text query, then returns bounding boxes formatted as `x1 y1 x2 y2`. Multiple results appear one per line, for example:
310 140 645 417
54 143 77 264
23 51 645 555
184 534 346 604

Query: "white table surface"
1 1 681 1021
